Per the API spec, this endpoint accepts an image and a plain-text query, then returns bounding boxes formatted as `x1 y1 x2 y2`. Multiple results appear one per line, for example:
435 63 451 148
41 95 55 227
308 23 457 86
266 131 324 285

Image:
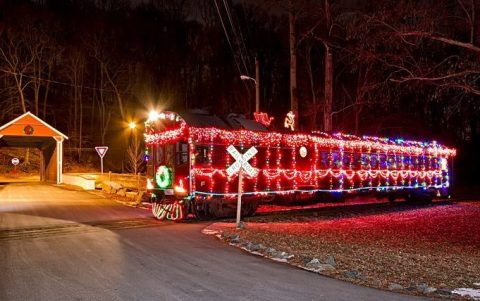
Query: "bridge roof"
0 112 68 139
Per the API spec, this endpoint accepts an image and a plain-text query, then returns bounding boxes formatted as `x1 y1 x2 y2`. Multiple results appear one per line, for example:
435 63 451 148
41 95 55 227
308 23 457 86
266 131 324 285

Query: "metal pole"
101 157 104 174
255 56 260 113
137 172 140 191
236 168 243 228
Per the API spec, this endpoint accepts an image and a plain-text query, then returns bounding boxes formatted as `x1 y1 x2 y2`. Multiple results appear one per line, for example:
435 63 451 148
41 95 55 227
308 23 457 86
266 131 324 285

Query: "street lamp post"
128 122 138 175
129 122 138 159
240 57 260 113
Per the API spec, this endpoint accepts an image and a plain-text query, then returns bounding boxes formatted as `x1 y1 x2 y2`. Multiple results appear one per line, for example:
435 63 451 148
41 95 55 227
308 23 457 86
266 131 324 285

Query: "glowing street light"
240 57 260 113
240 75 259 114
240 75 256 84
129 122 137 129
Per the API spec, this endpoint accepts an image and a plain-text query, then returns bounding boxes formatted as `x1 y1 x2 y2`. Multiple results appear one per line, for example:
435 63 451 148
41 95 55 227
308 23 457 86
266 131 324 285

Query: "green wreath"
155 165 172 189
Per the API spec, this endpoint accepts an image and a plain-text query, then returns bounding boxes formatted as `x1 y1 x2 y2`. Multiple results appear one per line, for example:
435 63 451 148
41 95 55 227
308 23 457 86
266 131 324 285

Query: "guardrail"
62 172 146 191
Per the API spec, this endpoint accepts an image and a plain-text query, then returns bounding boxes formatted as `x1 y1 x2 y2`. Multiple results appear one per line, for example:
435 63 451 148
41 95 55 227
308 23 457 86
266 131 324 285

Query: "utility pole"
240 57 260 115
255 56 260 113
324 49 333 132
289 5 298 126
323 0 333 133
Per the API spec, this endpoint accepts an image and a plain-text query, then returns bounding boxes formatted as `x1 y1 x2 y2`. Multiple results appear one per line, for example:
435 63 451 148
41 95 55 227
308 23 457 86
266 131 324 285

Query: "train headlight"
174 178 187 195
147 178 154 190
148 110 159 122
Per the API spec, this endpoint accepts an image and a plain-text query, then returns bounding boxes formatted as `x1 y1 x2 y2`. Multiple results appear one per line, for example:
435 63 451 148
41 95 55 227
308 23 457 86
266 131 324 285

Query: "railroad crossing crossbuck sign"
226 145 258 228
226 145 258 177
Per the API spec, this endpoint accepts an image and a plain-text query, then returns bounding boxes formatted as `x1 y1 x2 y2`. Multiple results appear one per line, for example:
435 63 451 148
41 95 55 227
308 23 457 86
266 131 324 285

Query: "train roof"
180 112 230 129
179 111 268 131
144 111 456 157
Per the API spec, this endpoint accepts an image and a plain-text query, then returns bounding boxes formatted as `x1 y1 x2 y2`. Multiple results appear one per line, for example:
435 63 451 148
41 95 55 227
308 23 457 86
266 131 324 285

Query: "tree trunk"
104 64 125 120
255 56 260 113
474 0 479 46
13 74 30 165
13 75 27 113
354 104 363 134
305 41 317 130
43 60 53 119
289 7 298 127
324 48 333 132
78 94 83 162
33 59 41 116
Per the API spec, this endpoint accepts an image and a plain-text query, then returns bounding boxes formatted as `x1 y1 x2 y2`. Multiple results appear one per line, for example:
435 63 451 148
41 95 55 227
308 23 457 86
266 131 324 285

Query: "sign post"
11 157 19 174
95 146 108 174
226 145 258 228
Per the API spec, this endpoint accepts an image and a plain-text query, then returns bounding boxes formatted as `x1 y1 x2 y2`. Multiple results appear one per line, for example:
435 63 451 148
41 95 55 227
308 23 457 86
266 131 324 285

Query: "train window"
353 153 361 169
361 154 369 168
387 155 396 169
194 145 209 165
419 156 425 169
165 144 175 166
342 153 351 169
413 156 420 169
320 152 328 169
379 154 387 169
155 146 164 165
332 152 342 169
371 154 378 168
396 155 402 168
176 142 188 165
409 156 417 168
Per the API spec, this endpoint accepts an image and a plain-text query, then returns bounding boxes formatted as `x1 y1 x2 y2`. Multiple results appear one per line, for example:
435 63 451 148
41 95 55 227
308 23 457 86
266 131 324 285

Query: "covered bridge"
0 112 68 184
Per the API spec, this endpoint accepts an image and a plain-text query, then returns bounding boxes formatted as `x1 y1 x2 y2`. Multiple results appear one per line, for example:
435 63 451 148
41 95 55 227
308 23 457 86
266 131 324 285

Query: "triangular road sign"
95 146 108 158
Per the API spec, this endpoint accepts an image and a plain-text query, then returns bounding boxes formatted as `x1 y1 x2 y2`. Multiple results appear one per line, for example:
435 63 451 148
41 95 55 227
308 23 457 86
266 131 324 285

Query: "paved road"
0 182 435 301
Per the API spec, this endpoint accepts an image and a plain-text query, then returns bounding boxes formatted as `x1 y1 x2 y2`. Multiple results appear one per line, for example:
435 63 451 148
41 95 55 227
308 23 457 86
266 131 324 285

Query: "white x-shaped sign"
226 145 258 177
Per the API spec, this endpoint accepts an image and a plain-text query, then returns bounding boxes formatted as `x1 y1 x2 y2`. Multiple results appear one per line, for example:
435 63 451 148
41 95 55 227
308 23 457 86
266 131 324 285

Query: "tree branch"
399 31 480 53
390 70 480 83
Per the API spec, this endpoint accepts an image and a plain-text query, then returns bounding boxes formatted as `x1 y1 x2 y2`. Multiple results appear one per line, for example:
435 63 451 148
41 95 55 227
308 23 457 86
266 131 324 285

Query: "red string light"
145 114 456 196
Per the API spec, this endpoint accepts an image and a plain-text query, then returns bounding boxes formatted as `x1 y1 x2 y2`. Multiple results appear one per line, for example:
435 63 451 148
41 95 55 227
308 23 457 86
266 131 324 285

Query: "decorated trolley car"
144 110 456 221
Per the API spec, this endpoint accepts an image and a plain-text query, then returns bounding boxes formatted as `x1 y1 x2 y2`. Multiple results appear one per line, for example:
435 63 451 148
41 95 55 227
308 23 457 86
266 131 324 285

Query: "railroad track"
0 218 163 241
248 199 453 221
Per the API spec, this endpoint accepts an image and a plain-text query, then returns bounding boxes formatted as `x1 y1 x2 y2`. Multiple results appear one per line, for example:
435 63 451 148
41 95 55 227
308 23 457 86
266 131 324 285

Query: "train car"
144 110 456 220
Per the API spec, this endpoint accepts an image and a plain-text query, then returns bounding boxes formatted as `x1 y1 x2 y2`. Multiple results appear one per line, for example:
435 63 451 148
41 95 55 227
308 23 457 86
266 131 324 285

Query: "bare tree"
91 32 127 120
126 131 142 175
66 50 86 161
0 28 34 114
370 1 480 97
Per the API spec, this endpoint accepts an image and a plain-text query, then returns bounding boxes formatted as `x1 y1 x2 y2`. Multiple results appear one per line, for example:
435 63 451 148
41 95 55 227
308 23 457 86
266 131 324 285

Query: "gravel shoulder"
204 200 480 300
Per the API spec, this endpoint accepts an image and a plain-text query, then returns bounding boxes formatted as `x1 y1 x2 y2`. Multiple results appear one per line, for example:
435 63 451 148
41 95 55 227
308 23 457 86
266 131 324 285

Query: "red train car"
144 111 456 220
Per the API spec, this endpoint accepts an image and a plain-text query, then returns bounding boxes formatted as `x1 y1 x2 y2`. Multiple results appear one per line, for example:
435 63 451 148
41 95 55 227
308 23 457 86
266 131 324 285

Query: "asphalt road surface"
0 182 435 301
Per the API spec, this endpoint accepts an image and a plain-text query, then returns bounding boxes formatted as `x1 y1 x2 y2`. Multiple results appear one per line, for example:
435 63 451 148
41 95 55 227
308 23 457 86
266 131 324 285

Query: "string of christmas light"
145 112 455 198
192 184 448 198
192 168 443 181
145 120 456 157
152 201 184 221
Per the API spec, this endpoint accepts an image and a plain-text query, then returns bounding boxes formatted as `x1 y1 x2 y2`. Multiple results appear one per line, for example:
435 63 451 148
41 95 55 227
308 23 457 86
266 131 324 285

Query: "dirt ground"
207 200 480 299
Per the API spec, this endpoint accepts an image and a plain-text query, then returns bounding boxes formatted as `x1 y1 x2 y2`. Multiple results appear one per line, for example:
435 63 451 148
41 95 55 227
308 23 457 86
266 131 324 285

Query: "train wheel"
388 194 396 203
241 201 258 217
152 200 186 221
193 201 212 220
405 190 433 204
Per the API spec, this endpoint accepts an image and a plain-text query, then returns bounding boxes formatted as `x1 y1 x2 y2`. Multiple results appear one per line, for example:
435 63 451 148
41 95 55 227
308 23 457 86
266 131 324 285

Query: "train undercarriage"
150 187 444 221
